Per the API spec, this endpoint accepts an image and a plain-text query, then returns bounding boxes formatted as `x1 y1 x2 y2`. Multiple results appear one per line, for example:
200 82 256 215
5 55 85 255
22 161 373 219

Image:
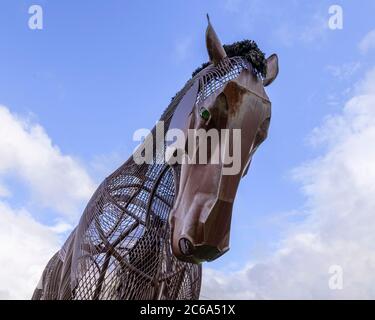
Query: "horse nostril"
179 238 194 256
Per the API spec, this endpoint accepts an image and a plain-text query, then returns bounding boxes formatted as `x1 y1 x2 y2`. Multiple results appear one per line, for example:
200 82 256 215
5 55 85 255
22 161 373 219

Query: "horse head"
167 16 279 264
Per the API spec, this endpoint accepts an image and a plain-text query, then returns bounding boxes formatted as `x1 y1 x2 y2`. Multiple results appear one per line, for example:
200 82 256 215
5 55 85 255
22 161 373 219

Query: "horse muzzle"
170 198 233 264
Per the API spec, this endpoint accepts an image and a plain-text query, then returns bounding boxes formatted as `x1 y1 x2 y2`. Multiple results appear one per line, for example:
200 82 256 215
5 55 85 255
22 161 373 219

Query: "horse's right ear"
263 54 279 87
205 14 227 65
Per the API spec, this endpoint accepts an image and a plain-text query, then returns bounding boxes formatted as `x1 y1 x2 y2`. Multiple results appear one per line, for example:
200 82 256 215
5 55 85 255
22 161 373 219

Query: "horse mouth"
174 237 228 264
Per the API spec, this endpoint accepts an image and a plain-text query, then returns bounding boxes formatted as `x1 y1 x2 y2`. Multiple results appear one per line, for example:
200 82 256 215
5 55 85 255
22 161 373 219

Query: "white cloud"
0 104 98 299
275 13 328 47
326 62 361 81
0 105 95 219
0 201 60 299
274 13 329 46
299 13 328 44
90 150 131 179
48 220 74 234
359 29 375 54
0 183 10 197
201 65 375 299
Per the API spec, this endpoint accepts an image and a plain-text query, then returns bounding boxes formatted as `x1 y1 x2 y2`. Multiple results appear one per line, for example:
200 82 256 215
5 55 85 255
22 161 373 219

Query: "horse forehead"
199 62 271 108
169 58 271 129
201 69 271 118
234 68 270 103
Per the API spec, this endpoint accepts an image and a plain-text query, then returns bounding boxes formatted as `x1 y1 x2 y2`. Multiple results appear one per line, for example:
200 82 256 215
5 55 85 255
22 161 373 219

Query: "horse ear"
263 54 279 87
206 14 227 65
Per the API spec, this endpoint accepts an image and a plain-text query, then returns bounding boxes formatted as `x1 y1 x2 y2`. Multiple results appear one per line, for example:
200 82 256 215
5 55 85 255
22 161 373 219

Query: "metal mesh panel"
196 57 248 105
66 162 201 300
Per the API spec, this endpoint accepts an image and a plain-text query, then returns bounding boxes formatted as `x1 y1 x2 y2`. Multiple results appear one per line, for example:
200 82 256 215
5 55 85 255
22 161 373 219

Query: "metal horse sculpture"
32 17 279 300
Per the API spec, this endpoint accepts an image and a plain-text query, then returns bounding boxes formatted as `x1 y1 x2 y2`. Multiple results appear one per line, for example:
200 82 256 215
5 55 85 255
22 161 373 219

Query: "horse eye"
199 107 211 122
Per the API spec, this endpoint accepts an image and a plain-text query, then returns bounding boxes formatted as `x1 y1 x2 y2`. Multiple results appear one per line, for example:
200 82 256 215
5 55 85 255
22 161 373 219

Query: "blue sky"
1 0 375 299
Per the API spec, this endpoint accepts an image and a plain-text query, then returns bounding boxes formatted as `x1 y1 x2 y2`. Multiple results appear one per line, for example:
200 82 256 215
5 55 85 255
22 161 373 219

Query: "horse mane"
192 39 267 78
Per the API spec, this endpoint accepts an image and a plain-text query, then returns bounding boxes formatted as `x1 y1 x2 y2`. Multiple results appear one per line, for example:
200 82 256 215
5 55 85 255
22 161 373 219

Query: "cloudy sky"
1 0 375 299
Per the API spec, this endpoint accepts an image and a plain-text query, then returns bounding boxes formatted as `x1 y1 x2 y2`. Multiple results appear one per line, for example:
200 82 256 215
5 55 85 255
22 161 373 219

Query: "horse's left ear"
263 54 279 87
